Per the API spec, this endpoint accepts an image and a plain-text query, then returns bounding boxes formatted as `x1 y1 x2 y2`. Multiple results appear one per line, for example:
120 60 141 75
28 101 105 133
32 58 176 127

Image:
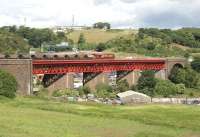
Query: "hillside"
67 29 136 44
0 97 200 137
0 31 29 54
66 28 200 58
0 26 200 58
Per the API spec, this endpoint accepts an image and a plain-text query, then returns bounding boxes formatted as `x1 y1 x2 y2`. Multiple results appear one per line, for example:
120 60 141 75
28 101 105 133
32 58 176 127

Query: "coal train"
31 52 115 60
0 52 115 60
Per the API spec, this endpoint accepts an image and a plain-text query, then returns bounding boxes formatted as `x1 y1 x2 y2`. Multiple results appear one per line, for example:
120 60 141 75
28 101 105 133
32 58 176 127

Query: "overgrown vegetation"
191 57 200 73
1 26 200 57
137 70 157 96
103 28 197 57
0 29 29 54
133 67 200 97
0 69 17 98
0 26 70 54
169 66 200 88
138 28 200 48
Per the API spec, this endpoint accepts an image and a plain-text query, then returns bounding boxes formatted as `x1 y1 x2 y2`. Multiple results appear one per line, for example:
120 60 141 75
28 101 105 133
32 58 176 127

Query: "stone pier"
84 72 109 91
0 59 32 95
47 73 74 95
118 71 141 87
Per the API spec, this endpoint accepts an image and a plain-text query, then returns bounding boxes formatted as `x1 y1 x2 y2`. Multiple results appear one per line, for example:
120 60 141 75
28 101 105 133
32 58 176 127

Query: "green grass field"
67 29 135 44
0 97 200 137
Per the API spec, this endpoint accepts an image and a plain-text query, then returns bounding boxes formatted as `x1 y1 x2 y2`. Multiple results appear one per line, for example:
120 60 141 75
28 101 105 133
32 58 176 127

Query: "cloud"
0 0 199 28
93 0 112 5
120 0 141 3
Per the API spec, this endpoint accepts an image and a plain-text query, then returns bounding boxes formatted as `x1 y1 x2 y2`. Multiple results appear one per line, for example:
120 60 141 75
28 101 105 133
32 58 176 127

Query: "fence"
152 98 200 105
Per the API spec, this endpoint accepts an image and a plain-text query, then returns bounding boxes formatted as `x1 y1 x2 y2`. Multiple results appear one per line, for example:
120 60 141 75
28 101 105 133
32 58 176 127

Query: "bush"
191 58 200 73
53 89 79 97
78 86 91 95
34 87 49 98
115 79 129 93
137 70 157 96
154 79 178 97
95 83 115 99
176 84 186 94
169 67 200 88
0 69 17 98
96 83 113 93
95 43 107 52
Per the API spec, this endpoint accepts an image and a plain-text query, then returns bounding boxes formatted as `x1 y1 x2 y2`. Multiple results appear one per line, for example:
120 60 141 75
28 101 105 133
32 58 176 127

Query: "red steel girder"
32 59 166 74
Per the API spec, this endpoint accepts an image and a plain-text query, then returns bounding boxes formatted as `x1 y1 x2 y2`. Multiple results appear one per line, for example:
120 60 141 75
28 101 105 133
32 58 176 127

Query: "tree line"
0 26 70 54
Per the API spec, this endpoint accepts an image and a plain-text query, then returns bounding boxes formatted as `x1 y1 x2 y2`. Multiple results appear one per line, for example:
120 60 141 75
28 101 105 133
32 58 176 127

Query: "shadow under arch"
173 63 184 69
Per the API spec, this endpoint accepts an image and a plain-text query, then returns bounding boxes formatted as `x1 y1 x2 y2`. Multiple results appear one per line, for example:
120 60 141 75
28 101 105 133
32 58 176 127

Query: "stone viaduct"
0 55 187 96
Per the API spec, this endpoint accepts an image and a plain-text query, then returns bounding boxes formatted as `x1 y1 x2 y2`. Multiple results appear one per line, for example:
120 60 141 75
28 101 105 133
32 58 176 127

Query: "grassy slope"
0 97 200 137
67 29 135 44
67 29 197 58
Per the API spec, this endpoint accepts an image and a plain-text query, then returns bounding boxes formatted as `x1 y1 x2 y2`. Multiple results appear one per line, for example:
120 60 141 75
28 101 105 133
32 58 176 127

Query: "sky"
0 0 200 28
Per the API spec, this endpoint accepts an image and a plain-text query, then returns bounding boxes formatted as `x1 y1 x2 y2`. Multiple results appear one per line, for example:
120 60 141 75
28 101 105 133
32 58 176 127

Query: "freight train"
31 52 115 60
0 52 115 60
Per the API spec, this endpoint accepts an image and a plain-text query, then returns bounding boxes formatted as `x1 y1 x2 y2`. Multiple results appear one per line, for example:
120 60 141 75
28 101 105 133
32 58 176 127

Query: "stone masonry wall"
0 59 32 95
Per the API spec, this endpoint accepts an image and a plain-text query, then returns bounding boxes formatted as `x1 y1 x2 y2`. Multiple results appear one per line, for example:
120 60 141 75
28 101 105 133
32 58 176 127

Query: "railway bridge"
0 53 187 95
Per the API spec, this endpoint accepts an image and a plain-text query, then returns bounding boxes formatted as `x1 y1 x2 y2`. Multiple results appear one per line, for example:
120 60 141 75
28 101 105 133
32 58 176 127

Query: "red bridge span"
32 59 166 74
0 56 187 95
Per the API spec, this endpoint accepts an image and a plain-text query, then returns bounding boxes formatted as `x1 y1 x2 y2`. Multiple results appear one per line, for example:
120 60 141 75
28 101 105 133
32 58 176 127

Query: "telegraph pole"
24 17 27 27
72 15 75 29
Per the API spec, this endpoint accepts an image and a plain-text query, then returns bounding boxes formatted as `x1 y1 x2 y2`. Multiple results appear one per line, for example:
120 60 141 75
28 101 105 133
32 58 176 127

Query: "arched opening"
54 55 58 59
31 55 36 59
173 63 184 69
4 54 10 58
64 55 70 59
18 54 24 59
74 54 79 59
84 54 89 59
43 55 48 59
168 63 184 81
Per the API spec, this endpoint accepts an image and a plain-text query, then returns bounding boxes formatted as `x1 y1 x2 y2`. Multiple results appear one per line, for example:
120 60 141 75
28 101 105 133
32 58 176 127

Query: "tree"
191 58 200 73
93 22 111 29
184 68 199 88
137 70 157 96
154 79 177 97
0 69 17 98
16 27 58 48
95 83 114 98
57 32 67 41
95 43 106 52
176 84 186 94
116 79 129 93
78 33 86 45
169 66 186 84
0 30 29 54
78 86 91 95
169 67 200 88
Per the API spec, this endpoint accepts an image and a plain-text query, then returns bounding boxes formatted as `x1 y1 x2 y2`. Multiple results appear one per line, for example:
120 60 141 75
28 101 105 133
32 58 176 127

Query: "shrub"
0 69 17 98
78 86 91 95
154 79 178 97
95 43 107 52
96 83 113 93
34 87 49 98
191 58 200 73
95 83 114 99
176 84 186 94
169 67 200 88
115 79 129 93
137 70 156 96
53 89 79 97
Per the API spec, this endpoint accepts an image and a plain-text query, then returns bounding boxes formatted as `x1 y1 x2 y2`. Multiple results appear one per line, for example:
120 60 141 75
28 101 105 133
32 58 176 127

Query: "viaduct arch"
0 55 187 95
